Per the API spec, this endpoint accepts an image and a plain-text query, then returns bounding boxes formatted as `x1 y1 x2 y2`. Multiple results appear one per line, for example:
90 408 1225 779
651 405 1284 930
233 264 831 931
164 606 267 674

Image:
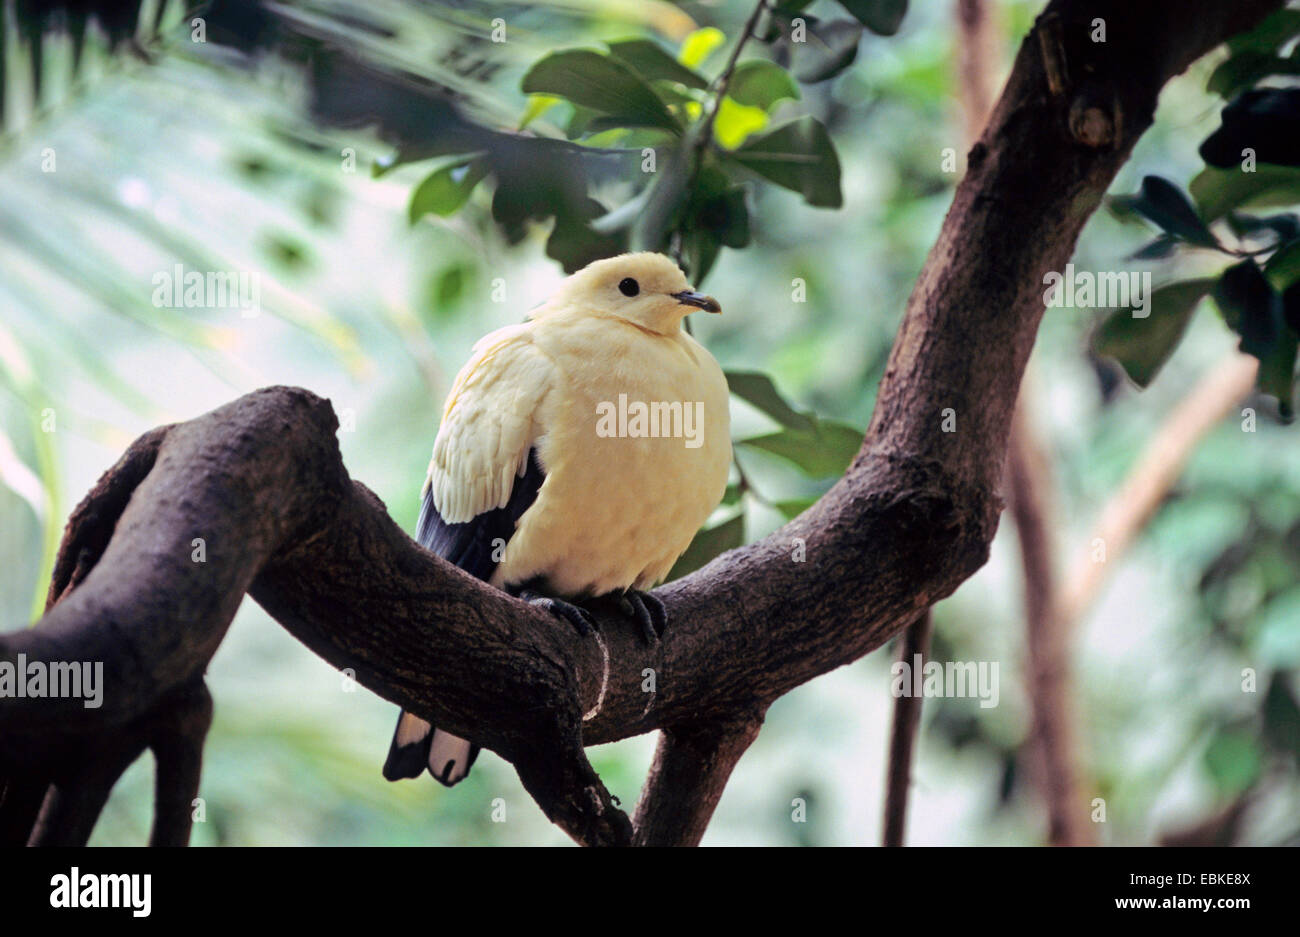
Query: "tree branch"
0 0 1281 846
1057 352 1260 626
632 715 765 846
1006 392 1094 845
881 610 932 847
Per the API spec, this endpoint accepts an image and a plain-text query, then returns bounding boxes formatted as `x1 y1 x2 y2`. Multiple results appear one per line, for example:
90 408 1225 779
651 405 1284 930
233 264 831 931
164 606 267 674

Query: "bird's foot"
514 584 596 637
618 589 667 645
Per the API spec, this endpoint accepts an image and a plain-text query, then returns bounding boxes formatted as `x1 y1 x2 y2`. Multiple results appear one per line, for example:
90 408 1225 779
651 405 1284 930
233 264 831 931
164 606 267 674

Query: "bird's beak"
671 289 722 314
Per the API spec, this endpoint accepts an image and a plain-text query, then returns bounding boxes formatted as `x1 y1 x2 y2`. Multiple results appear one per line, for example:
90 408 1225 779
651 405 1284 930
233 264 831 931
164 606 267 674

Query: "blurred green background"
0 0 1297 845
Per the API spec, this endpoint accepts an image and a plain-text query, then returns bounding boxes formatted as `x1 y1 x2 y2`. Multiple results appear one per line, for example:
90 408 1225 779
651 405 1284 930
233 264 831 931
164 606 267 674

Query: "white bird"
383 252 732 786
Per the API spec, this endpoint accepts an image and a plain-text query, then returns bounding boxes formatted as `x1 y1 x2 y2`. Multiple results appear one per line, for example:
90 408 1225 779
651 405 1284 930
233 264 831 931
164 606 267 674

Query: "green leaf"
1258 324 1297 421
1129 234 1179 261
1214 259 1278 346
1263 673 1300 761
667 512 745 580
683 228 723 284
1203 727 1262 795
739 420 863 479
1189 165 1300 221
1225 211 1300 243
713 96 769 149
631 148 689 252
1208 50 1300 99
1200 89 1300 169
1227 8 1300 55
1214 259 1297 417
518 94 562 130
408 158 486 224
1092 279 1215 388
680 27 725 69
731 116 843 208
674 167 750 281
790 18 863 83
713 186 751 248
726 371 817 431
425 262 472 322
728 60 801 110
836 0 908 36
546 199 629 273
521 50 681 132
1109 175 1218 247
606 39 708 89
1267 239 1300 291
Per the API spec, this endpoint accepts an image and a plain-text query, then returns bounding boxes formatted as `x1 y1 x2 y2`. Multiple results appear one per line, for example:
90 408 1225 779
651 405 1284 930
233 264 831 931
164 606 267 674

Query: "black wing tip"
417 449 545 581
383 742 432 781
430 745 482 788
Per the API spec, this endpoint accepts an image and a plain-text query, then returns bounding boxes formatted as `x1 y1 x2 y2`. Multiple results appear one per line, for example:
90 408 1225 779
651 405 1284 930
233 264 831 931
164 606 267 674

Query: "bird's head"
553 252 721 335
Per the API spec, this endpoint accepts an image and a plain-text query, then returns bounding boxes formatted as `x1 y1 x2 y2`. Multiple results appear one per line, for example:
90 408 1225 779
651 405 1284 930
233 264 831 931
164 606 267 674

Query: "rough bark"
632 715 765 846
0 0 1281 846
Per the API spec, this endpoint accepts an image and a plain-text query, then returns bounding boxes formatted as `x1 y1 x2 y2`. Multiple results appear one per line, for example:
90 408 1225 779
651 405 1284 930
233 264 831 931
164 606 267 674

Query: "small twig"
732 451 775 508
693 0 770 167
671 0 769 287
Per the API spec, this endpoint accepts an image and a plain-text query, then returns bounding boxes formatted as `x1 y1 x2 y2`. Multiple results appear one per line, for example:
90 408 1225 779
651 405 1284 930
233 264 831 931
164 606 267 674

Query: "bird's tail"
382 710 479 786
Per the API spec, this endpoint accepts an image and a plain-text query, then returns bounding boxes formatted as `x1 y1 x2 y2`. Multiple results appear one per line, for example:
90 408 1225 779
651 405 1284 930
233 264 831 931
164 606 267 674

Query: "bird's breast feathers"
427 312 731 596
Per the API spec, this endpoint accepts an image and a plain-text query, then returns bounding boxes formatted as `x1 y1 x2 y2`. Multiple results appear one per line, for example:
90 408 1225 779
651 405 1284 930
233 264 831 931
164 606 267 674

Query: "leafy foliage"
397 1 904 282
1093 11 1300 418
1093 280 1215 389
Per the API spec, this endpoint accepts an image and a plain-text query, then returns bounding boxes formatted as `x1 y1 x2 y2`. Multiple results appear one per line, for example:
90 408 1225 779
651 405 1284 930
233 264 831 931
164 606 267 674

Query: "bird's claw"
618 589 667 645
518 588 596 637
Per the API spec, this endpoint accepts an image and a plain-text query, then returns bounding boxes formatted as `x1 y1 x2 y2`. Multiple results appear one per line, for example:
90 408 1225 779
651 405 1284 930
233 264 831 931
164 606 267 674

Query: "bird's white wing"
425 322 555 524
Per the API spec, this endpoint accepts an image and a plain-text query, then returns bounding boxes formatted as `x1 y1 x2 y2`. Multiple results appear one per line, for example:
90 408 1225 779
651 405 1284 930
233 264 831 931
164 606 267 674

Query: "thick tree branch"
0 0 1281 846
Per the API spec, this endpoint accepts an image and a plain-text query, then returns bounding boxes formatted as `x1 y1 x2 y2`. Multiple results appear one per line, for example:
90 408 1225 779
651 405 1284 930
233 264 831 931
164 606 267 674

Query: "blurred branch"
0 0 1283 847
1057 352 1259 626
881 610 932 847
955 0 1004 146
1010 352 1257 846
1006 392 1095 845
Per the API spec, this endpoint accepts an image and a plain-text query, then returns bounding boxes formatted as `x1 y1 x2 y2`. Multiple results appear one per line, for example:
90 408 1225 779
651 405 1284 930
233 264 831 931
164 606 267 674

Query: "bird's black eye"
618 277 640 297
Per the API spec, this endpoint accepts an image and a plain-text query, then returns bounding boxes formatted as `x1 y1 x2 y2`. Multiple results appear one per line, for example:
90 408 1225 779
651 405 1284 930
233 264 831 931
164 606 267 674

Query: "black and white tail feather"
381 451 545 787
